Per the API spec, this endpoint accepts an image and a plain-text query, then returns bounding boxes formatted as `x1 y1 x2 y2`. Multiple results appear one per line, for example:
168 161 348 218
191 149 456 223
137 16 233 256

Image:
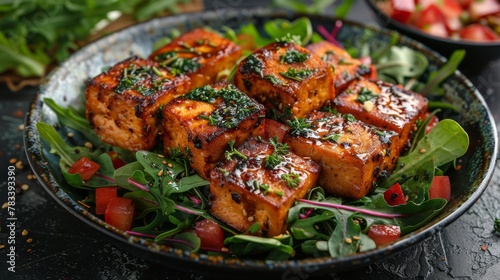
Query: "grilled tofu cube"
333 78 428 152
209 137 321 237
284 111 399 199
307 41 373 92
150 28 242 88
86 56 190 151
233 42 335 120
162 81 265 179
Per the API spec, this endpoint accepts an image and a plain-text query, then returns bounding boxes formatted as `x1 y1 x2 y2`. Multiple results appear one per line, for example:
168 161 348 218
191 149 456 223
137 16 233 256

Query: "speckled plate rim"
24 7 499 277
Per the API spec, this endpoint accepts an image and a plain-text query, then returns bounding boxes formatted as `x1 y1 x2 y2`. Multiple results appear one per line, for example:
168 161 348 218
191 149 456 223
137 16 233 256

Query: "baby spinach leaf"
290 212 333 240
224 235 294 260
379 119 469 190
328 211 362 257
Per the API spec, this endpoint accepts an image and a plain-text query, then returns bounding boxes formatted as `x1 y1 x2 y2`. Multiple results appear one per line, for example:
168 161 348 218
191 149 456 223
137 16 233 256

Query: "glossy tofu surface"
284 111 399 199
209 137 320 237
334 78 428 152
150 28 242 88
162 81 265 179
233 42 335 120
307 41 372 92
85 56 190 151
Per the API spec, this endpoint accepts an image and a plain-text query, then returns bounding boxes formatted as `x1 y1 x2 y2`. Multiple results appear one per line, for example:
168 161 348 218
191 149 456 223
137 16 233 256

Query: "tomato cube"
383 183 407 206
429 175 451 201
459 24 499 42
107 151 126 169
390 0 415 23
469 0 500 21
194 219 225 250
105 197 135 231
68 157 100 181
95 186 118 215
368 225 401 246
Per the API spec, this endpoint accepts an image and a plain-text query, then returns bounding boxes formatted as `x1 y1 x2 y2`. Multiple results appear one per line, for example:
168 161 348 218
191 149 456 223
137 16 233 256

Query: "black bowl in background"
365 0 500 72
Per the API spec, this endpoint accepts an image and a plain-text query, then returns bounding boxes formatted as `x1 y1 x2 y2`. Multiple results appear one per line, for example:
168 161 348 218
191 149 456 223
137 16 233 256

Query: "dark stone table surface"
1 1 499 279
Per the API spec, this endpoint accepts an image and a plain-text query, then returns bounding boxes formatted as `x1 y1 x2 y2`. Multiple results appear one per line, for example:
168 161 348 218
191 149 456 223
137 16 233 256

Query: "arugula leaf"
290 212 333 240
271 0 336 15
375 46 428 85
379 119 469 192
224 234 294 260
420 50 466 96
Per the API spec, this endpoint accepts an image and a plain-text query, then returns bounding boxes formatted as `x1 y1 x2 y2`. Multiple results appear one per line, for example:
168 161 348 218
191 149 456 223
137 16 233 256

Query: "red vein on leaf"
96 173 115 183
317 25 343 48
297 199 407 218
127 178 149 191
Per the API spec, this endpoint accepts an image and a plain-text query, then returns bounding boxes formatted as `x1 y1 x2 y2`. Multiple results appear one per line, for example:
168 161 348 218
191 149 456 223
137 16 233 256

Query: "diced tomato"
439 0 463 19
390 0 415 23
460 24 500 41
68 157 100 181
457 0 472 9
105 197 135 231
95 186 118 215
425 113 439 134
194 219 225 250
264 119 290 142
368 64 378 79
107 151 126 169
469 0 500 21
429 175 451 201
414 5 450 37
368 225 401 246
383 183 407 206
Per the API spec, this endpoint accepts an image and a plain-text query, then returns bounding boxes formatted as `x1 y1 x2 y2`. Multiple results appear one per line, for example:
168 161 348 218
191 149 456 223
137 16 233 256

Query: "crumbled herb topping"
114 64 169 96
356 87 379 103
281 173 300 188
276 34 302 45
224 140 247 161
265 136 290 169
279 68 314 81
264 75 281 85
185 84 261 129
322 50 336 61
287 117 313 136
280 49 309 64
153 51 201 75
241 54 264 77
322 133 341 143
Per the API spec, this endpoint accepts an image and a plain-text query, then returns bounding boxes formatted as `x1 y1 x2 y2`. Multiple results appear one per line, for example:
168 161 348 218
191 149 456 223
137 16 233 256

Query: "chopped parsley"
280 49 309 64
265 136 290 169
279 68 314 81
264 75 281 85
224 140 247 161
276 33 302 45
153 51 201 75
287 117 312 136
322 133 341 143
114 64 169 96
356 87 379 103
281 173 300 188
241 54 264 77
185 84 261 129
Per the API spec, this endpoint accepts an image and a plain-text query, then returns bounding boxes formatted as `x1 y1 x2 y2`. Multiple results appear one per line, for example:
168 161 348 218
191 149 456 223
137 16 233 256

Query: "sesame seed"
9 158 17 164
221 247 229 252
67 132 74 138
27 238 33 243
22 229 28 236
242 209 247 216
2 202 8 209
345 237 352 244
18 124 25 130
353 235 360 241
84 142 93 149
247 216 254 222
419 148 426 153
158 169 164 176
21 184 29 191
15 161 24 169
162 161 167 165
158 154 165 158
0 244 5 249
167 163 173 168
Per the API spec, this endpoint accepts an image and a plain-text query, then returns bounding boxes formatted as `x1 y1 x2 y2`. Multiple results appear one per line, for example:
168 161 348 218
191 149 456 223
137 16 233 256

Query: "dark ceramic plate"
364 0 500 68
24 8 498 278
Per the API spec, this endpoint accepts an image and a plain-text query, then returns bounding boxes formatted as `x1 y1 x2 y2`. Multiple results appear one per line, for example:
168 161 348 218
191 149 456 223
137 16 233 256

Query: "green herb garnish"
322 133 341 143
287 117 312 136
242 54 264 77
265 136 290 169
281 173 300 188
264 75 281 85
225 140 247 161
355 87 379 103
280 49 309 64
279 68 314 81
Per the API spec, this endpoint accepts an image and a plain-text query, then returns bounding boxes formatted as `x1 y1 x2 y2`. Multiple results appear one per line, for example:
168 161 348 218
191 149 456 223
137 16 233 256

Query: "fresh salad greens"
0 0 194 78
36 17 470 260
